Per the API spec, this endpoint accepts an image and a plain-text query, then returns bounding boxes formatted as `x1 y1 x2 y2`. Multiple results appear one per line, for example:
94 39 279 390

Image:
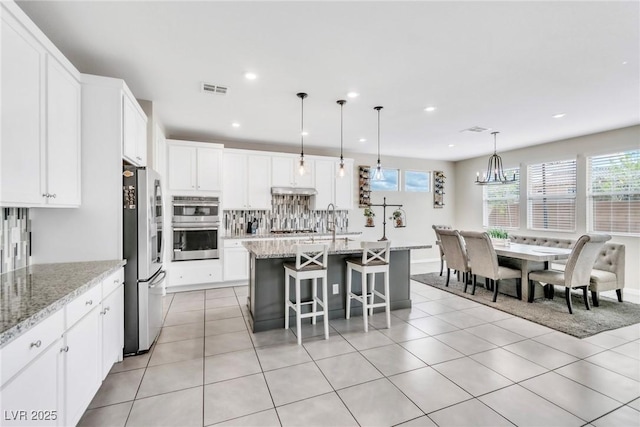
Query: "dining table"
493 243 573 302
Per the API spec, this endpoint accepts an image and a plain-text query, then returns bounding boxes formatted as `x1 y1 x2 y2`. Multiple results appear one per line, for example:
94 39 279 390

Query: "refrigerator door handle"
148 270 166 289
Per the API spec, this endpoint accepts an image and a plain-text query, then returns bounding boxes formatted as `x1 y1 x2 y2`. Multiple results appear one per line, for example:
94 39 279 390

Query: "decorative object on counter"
296 92 308 176
391 208 406 228
363 207 375 227
0 208 30 274
475 131 517 185
367 197 404 241
358 165 371 207
487 228 510 246
373 106 384 180
433 170 445 208
337 99 347 178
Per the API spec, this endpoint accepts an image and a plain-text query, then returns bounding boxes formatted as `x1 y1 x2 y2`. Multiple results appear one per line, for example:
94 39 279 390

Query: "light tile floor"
80 274 640 427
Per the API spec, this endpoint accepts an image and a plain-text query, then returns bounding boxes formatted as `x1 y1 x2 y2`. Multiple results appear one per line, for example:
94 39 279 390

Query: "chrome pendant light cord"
337 99 346 162
297 92 307 175
374 106 383 179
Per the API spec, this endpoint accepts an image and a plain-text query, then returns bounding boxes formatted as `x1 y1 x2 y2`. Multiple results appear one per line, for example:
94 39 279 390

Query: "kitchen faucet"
327 203 336 242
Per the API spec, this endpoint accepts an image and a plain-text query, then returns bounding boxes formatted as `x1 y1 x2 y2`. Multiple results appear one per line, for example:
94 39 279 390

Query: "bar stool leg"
284 273 290 330
322 275 329 340
369 273 376 316
384 270 391 329
346 265 352 320
362 271 369 333
312 277 317 325
295 277 302 345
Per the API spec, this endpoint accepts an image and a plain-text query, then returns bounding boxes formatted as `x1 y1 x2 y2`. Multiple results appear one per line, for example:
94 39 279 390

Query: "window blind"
588 150 640 235
483 168 520 229
527 159 576 231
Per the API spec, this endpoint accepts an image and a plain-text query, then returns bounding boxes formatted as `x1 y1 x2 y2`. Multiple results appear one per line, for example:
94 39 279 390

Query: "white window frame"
404 170 431 192
587 149 640 236
527 159 577 232
482 167 520 229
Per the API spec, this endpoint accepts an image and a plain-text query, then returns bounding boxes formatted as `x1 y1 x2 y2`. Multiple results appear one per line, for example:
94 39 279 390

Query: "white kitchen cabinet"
0 339 61 427
0 2 81 207
62 307 101 427
335 159 354 210
100 284 124 379
271 155 315 188
168 140 223 192
314 159 335 209
223 151 271 210
167 259 223 290
122 91 147 167
223 239 250 282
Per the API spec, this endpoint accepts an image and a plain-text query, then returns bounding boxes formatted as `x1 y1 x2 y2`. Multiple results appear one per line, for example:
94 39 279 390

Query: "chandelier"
475 131 516 185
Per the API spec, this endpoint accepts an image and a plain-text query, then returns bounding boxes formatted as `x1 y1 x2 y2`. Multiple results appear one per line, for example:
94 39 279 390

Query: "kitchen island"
243 238 431 332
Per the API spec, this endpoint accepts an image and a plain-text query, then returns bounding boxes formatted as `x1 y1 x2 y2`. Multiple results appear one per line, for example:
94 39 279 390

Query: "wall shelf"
358 165 371 207
433 171 445 208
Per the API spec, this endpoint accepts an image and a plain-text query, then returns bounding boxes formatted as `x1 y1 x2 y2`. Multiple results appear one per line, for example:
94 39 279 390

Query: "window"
404 170 430 192
483 168 520 229
527 159 577 231
371 168 399 191
588 149 640 235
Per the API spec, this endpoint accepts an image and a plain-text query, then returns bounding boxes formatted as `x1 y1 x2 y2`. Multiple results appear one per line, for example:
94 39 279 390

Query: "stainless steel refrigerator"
123 165 165 354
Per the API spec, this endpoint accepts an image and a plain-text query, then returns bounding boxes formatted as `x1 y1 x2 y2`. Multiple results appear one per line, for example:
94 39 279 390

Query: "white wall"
454 125 640 294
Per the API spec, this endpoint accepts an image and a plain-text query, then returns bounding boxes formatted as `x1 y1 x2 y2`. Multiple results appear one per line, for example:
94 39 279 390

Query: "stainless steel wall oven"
171 196 219 261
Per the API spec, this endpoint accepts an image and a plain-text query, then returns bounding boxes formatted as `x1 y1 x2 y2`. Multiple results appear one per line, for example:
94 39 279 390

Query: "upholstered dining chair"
528 234 611 314
432 224 452 276
460 231 522 301
438 229 471 289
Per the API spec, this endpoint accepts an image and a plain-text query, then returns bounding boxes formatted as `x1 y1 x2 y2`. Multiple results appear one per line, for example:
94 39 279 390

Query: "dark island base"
248 250 412 333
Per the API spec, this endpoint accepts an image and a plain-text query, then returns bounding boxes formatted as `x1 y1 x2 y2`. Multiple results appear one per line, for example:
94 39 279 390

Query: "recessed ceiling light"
231 122 240 128
448 144 455 148
347 92 359 98
424 106 437 112
552 113 566 119
359 138 367 143
622 61 628 65
301 131 309 136
244 72 257 80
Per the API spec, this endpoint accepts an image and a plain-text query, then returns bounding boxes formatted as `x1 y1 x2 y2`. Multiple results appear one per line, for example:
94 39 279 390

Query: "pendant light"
475 131 516 185
337 99 347 178
373 106 384 180
297 92 308 176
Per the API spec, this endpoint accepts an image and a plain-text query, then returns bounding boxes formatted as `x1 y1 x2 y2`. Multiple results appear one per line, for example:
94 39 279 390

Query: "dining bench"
509 234 625 306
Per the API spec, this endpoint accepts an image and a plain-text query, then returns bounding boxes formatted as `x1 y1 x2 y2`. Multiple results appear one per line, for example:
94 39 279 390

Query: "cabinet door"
222 153 247 209
0 12 46 206
223 247 249 282
247 155 271 209
46 57 81 206
122 94 138 164
168 145 196 191
314 159 334 209
101 285 123 379
295 159 315 188
63 308 101 427
0 339 61 427
271 156 294 187
135 107 147 167
196 147 222 191
335 160 354 210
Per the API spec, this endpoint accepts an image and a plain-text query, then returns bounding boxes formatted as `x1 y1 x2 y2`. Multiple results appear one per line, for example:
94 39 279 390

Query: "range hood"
271 187 318 196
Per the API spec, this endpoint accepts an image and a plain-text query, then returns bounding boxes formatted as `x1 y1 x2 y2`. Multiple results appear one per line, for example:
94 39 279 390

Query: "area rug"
411 272 640 338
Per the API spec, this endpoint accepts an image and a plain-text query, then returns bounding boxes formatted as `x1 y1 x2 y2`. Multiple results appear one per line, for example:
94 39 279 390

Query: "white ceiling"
16 1 640 161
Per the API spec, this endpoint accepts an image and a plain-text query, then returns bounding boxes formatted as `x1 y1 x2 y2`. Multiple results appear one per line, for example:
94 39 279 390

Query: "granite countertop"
0 260 126 348
243 238 431 259
222 231 362 240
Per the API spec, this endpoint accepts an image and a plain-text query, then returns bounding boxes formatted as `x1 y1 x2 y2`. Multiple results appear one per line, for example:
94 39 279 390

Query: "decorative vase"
366 217 374 227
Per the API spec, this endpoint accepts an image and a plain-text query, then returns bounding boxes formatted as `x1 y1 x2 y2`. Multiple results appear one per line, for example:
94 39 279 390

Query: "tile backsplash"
0 208 31 274
223 195 349 236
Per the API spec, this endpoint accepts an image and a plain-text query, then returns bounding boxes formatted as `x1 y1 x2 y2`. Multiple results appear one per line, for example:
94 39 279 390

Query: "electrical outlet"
332 284 339 295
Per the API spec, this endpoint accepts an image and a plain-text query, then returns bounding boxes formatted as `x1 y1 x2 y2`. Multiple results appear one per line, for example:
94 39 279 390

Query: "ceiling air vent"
461 126 490 133
201 82 228 95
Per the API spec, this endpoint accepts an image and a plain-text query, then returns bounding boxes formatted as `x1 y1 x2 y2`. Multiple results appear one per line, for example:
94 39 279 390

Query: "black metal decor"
368 197 403 241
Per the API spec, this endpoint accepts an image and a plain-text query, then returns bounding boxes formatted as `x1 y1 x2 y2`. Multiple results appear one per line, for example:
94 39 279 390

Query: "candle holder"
367 197 404 241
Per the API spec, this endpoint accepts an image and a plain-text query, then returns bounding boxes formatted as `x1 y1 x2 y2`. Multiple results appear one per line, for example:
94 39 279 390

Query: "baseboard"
601 288 640 305
411 258 441 265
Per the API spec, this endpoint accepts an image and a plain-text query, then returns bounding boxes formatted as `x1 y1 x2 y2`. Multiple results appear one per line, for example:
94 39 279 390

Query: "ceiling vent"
201 82 228 95
461 126 490 133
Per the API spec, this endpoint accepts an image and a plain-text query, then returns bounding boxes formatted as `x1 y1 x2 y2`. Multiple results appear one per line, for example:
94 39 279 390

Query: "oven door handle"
172 226 219 231
172 202 219 207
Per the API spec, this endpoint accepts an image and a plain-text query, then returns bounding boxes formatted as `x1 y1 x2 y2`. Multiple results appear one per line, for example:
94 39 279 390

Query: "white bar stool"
345 241 391 332
284 243 330 345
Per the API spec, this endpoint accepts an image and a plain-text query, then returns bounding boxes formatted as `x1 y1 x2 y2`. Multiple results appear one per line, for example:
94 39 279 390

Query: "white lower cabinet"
223 244 249 282
100 284 124 379
62 307 101 427
0 340 61 427
168 260 223 290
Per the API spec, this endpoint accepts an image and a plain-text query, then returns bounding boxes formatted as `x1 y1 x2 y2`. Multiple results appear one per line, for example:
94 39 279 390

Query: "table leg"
520 260 530 302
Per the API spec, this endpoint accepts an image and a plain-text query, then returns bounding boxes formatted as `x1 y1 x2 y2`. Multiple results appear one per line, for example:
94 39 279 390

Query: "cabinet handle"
42 193 48 198
51 193 56 199
114 279 120 284
86 300 93 306
60 346 69 353
30 340 42 349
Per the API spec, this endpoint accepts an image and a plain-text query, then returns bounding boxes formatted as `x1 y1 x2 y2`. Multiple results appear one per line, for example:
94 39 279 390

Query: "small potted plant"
392 209 404 227
487 228 510 246
364 207 375 227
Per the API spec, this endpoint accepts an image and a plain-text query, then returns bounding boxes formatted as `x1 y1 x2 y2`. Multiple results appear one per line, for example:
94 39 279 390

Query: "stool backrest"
294 244 329 269
360 241 391 265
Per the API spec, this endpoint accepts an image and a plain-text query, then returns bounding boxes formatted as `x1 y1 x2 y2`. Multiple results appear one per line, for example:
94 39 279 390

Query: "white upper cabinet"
313 158 354 210
0 2 81 207
223 151 271 210
122 91 147 167
167 140 223 193
271 155 315 188
335 159 354 210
